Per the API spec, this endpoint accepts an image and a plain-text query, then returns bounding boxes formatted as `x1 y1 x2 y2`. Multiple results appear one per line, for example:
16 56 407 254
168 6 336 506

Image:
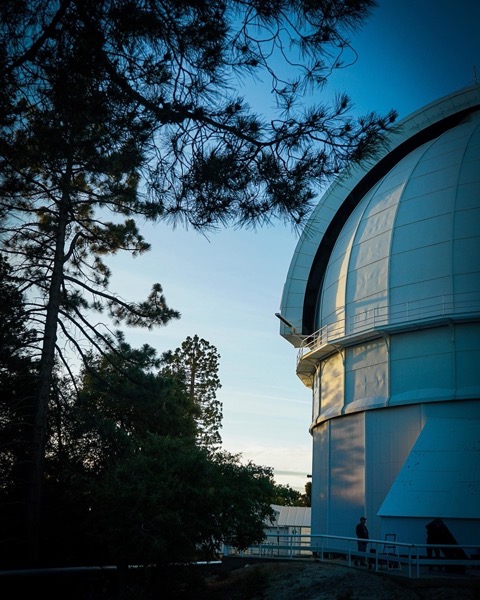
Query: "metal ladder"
383 533 401 570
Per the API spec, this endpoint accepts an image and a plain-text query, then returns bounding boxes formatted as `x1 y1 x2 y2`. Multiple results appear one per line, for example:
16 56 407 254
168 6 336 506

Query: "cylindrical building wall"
311 322 480 425
311 399 480 545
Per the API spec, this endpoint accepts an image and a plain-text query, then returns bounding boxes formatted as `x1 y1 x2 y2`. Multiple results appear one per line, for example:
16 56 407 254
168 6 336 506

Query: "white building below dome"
278 84 480 547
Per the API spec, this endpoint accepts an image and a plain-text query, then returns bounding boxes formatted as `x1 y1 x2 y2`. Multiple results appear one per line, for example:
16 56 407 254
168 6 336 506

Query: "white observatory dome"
319 108 480 335
278 85 480 545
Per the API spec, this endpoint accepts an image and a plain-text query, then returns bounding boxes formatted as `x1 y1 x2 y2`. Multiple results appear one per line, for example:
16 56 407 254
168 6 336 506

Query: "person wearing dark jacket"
355 517 369 566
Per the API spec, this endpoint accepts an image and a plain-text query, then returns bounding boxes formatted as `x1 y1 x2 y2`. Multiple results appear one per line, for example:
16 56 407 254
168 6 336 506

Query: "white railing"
223 533 480 578
299 292 480 363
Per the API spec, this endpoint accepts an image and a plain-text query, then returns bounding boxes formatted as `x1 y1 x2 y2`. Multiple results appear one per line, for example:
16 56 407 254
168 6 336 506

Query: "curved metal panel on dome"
318 110 480 336
278 84 480 345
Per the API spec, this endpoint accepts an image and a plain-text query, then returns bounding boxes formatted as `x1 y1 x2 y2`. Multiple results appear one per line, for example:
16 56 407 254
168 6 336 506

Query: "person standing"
355 517 369 566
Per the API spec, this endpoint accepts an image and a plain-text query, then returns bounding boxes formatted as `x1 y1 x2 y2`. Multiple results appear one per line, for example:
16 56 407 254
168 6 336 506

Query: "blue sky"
108 1 480 491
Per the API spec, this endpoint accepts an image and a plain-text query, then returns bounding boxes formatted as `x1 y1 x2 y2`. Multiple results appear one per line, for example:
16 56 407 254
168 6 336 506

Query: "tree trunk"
26 159 72 564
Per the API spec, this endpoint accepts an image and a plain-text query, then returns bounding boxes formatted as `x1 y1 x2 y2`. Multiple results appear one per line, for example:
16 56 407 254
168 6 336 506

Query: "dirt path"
206 559 480 599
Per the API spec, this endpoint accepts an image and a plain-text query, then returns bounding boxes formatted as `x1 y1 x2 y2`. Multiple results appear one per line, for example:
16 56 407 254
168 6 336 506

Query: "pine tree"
162 335 223 450
0 0 396 560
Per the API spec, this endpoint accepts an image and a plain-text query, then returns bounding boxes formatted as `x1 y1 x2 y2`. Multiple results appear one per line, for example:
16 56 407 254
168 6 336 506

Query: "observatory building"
278 84 480 546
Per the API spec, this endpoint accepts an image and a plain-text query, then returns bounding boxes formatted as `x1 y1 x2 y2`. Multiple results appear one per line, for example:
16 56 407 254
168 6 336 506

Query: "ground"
204 558 480 600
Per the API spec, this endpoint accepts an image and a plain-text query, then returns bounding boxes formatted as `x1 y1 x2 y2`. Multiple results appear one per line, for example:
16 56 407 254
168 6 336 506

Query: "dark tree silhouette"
0 0 396 561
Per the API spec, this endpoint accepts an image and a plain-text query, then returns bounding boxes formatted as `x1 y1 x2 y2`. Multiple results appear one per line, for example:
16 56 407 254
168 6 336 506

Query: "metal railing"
223 533 480 578
298 292 480 363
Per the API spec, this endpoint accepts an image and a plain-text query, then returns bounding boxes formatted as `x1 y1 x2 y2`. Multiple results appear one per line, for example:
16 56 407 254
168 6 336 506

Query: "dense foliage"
273 482 311 507
0 316 276 569
0 256 39 560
